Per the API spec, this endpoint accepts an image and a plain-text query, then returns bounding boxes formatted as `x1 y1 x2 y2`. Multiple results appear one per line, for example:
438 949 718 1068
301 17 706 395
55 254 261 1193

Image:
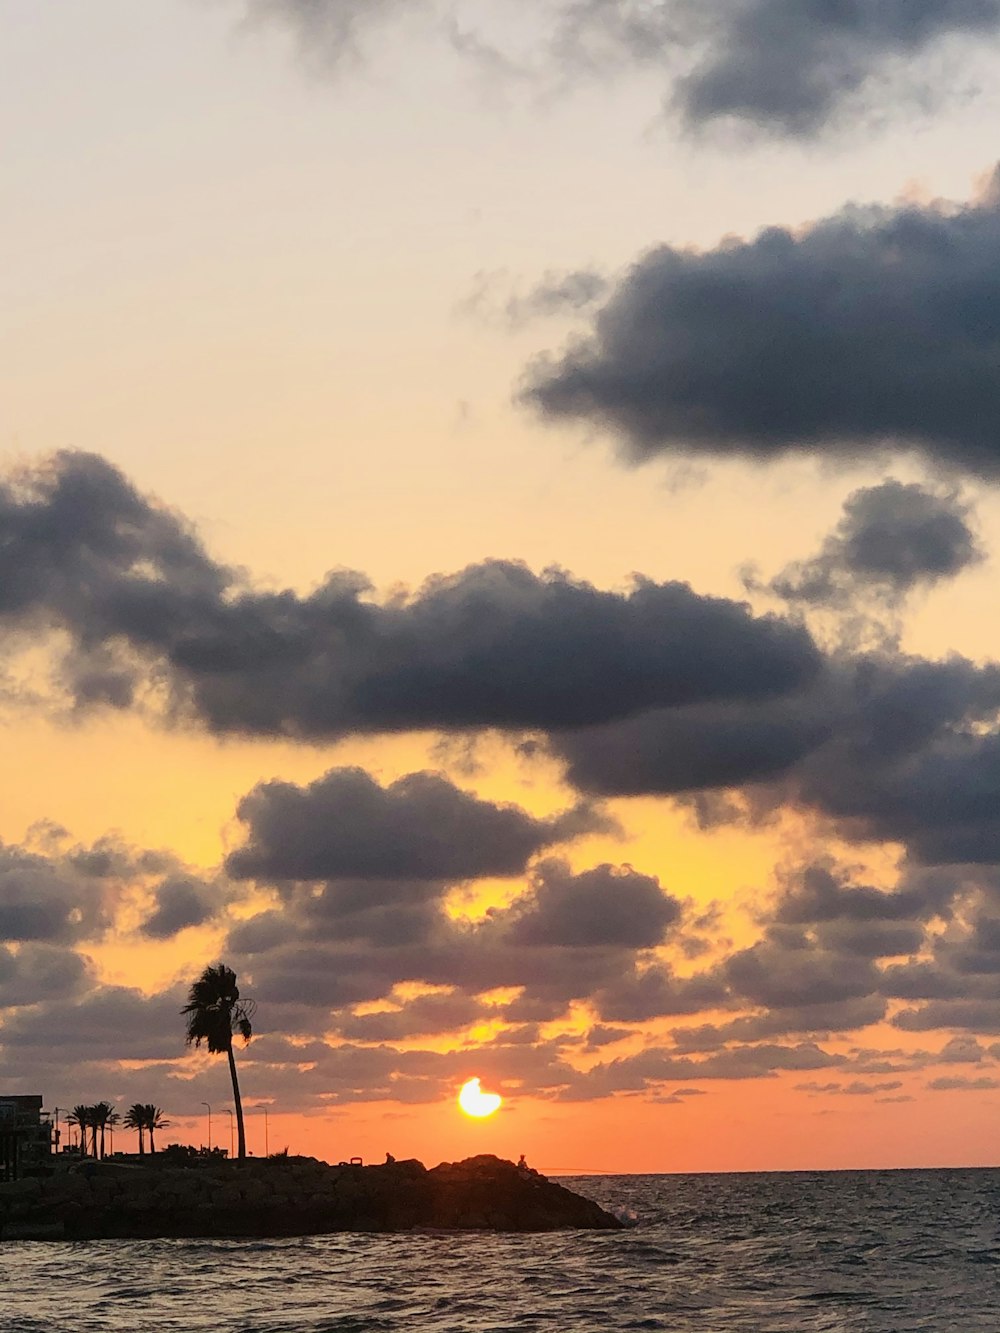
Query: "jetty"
0 1153 621 1240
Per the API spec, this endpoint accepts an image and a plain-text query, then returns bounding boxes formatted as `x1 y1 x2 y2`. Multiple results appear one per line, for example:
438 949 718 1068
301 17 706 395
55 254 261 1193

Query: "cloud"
0 453 822 740
725 937 880 1009
0 986 185 1062
927 1074 1000 1090
233 2 1000 139
761 481 984 610
226 766 604 882
140 876 216 939
592 963 728 1022
236 0 420 69
553 651 1000 871
553 691 834 797
0 943 90 1008
671 995 889 1049
507 860 681 949
670 0 1000 137
893 998 1000 1034
524 175 1000 479
0 855 108 944
0 832 214 946
231 853 684 1016
461 268 609 330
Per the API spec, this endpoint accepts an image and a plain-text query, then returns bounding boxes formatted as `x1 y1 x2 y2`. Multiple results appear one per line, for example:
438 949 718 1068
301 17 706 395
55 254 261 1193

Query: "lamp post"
263 1106 269 1158
224 1108 234 1160
201 1101 212 1152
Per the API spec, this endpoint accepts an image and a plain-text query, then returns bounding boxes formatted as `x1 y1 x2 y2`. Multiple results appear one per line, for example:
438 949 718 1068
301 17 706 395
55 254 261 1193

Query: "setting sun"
457 1078 502 1119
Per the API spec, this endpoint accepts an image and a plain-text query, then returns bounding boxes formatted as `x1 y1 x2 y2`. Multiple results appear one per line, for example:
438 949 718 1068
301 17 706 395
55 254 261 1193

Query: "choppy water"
2 1168 999 1332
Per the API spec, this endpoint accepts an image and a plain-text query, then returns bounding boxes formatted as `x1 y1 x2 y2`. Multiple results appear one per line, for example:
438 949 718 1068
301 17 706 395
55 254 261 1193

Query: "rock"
0 1155 621 1240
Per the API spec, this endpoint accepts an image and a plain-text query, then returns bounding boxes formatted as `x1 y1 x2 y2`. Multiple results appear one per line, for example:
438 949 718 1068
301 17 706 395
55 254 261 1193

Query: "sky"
8 1 1000 1173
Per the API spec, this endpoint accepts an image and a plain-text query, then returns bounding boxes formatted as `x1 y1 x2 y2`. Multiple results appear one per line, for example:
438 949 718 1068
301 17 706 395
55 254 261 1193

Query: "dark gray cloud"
670 0 1000 137
0 452 820 739
0 834 194 946
927 1074 1000 1090
0 856 106 944
508 860 681 948
0 986 185 1061
726 937 880 1009
226 767 603 882
671 996 889 1050
235 1 1000 138
893 998 1000 1033
0 943 90 1008
554 692 834 798
592 963 728 1023
227 852 686 1029
140 876 216 940
554 651 1000 870
774 863 952 928
762 481 984 609
525 177 1000 478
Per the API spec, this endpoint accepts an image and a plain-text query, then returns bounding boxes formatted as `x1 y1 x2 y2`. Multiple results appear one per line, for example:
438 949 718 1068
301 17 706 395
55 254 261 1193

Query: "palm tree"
182 964 254 1161
124 1104 146 1156
142 1105 169 1153
67 1104 92 1157
92 1101 118 1159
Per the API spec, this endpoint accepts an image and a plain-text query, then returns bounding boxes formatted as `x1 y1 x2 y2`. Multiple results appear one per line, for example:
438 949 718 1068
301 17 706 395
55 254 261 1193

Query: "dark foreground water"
3 1168 999 1332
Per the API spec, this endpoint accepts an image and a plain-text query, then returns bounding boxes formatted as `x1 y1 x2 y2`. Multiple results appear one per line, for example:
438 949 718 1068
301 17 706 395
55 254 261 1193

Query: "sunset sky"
8 0 1000 1173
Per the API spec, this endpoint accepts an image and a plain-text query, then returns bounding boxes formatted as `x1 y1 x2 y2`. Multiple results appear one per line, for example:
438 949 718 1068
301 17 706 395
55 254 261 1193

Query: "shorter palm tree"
67 1105 92 1157
93 1102 118 1160
124 1104 147 1156
143 1105 169 1153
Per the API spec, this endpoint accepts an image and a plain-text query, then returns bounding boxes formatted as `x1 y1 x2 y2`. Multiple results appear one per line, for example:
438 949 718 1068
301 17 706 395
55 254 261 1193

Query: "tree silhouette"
143 1104 169 1153
67 1104 92 1157
182 964 254 1161
124 1104 146 1155
93 1101 118 1159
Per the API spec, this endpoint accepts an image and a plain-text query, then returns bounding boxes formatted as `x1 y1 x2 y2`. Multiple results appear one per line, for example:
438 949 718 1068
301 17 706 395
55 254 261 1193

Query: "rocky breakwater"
0 1154 621 1240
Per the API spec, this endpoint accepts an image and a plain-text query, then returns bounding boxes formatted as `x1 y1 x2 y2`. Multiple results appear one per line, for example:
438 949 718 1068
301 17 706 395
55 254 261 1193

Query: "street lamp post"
224 1108 234 1160
201 1101 212 1152
263 1107 269 1158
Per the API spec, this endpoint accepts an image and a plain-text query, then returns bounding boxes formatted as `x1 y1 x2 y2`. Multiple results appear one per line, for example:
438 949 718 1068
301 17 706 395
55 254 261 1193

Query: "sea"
2 1168 999 1332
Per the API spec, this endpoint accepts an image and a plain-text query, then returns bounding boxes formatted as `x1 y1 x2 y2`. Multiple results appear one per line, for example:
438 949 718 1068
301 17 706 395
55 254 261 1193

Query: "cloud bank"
525 174 1000 478
232 0 1000 138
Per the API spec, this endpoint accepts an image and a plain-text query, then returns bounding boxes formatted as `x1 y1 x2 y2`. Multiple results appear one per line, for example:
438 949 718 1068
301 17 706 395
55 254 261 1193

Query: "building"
0 1096 54 1182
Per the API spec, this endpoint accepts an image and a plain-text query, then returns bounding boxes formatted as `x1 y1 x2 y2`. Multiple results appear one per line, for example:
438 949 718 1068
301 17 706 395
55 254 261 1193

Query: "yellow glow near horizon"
458 1078 502 1119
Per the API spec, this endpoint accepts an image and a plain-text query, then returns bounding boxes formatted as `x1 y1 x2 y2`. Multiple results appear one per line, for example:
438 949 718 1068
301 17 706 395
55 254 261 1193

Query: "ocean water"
2 1168 999 1332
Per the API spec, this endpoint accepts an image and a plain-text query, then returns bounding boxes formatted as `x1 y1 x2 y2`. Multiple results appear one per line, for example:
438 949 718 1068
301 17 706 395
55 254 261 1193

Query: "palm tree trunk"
227 1042 247 1161
149 1126 156 1154
138 1126 145 1156
99 1124 105 1160
91 1123 98 1159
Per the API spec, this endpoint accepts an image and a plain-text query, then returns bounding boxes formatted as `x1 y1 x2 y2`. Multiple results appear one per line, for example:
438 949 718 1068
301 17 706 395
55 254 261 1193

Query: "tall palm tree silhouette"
182 964 254 1161
124 1104 146 1155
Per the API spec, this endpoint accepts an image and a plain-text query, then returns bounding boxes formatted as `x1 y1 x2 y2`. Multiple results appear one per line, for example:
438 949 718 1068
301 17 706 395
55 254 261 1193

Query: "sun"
458 1077 502 1119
